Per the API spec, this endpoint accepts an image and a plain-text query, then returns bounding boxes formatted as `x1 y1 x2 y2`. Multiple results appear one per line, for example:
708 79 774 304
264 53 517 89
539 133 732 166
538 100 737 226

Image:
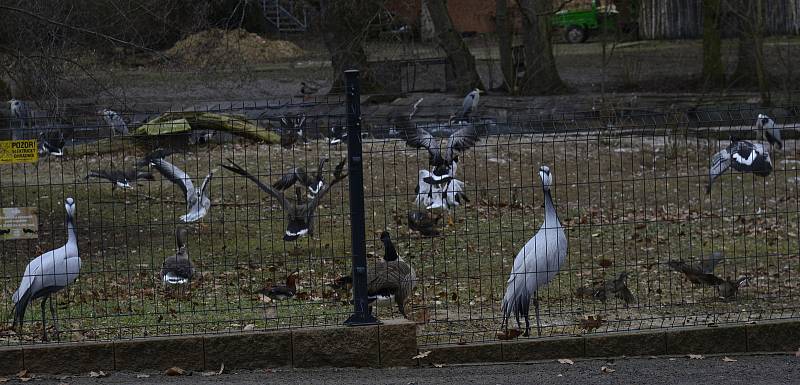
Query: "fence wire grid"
1 94 799 347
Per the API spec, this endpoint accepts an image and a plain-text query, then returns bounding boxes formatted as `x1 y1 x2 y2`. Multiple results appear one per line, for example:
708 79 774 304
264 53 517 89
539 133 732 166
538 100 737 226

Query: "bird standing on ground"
460 88 481 118
161 227 194 285
272 158 330 198
706 140 773 193
12 198 81 341
334 231 416 318
666 251 725 286
756 114 782 149
277 114 308 148
86 168 154 190
717 276 748 299
501 166 567 337
262 272 300 300
141 150 214 223
9 99 32 140
220 158 347 241
414 169 451 209
99 109 129 136
429 177 469 226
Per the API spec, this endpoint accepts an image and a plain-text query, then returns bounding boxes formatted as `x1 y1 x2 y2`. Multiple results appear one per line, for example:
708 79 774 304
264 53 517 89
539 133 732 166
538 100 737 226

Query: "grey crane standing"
100 109 129 136
11 198 81 341
460 88 481 118
501 166 567 337
8 99 32 140
756 114 782 149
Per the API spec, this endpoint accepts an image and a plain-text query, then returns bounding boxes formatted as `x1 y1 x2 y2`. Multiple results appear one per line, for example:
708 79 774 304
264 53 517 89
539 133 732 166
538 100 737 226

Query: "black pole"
343 69 379 326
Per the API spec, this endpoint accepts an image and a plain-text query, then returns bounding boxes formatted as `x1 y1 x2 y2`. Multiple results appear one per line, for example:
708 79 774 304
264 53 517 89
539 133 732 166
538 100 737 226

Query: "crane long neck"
543 188 559 226
66 211 77 246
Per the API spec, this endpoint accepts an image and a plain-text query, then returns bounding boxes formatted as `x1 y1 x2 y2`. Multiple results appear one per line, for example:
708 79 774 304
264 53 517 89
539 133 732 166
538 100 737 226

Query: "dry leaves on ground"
496 329 523 340
164 367 186 376
558 359 574 365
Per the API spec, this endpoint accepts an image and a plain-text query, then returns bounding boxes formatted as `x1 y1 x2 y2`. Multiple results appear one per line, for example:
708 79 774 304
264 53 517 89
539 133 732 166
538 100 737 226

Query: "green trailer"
551 0 637 44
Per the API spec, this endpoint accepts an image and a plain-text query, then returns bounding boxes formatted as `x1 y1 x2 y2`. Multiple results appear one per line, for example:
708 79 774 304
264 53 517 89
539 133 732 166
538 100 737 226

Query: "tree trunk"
420 0 436 41
426 0 484 93
701 0 724 87
318 0 383 94
496 0 515 93
729 0 770 105
516 0 565 95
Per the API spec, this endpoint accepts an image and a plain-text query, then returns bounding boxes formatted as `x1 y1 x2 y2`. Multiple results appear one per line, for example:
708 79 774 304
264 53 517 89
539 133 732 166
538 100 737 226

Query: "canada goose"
141 150 213 223
12 198 81 341
272 157 329 198
262 272 300 300
501 166 567 337
706 140 772 193
278 114 308 148
407 210 441 237
220 158 347 241
99 109 129 136
756 114 782 149
334 232 416 318
161 227 194 285
667 252 725 286
575 272 635 307
85 168 154 190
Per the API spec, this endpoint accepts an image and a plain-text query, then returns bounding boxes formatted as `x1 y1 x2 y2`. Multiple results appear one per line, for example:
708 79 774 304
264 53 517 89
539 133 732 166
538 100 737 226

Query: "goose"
706 140 773 193
11 198 81 341
667 251 725 286
161 227 194 285
460 88 481 118
9 99 32 139
407 210 441 237
575 272 635 307
428 178 469 225
85 168 155 190
334 231 416 318
272 158 329 198
414 169 452 209
261 272 300 300
501 166 567 337
278 114 308 148
140 150 214 223
220 158 347 241
99 109 129 136
389 108 482 183
756 113 782 149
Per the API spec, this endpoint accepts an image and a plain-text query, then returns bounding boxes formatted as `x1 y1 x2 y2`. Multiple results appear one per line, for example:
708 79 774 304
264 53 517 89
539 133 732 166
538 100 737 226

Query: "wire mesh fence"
1 91 799 347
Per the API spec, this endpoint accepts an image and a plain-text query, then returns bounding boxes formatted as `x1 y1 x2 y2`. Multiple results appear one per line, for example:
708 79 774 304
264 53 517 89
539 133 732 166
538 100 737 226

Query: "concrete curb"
416 320 800 366
1 319 797 374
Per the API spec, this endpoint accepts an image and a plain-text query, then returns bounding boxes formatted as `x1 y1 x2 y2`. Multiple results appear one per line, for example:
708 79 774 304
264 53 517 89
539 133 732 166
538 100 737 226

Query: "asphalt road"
24 354 799 384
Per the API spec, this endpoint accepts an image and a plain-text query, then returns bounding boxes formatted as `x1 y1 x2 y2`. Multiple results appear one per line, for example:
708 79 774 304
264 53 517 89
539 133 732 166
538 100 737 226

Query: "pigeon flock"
4 93 785 342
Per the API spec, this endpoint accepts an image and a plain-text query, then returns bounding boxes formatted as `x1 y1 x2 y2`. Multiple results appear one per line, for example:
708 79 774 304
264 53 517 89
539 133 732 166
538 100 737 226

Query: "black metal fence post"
343 69 379 326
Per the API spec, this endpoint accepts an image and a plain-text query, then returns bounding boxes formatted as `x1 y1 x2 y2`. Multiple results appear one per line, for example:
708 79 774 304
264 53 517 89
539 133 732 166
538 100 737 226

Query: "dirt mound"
167 29 304 67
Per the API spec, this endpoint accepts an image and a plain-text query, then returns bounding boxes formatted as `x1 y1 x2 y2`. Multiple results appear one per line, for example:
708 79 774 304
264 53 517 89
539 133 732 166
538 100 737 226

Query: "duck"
501 166 567 337
12 198 81 341
407 210 441 237
278 114 308 148
161 227 194 285
272 157 329 198
221 158 347 241
706 140 772 193
140 149 214 223
262 272 300 300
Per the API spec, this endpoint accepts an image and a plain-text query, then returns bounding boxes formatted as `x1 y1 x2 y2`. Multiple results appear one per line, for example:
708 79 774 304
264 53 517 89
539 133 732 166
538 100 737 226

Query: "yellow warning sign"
0 207 38 240
0 139 38 164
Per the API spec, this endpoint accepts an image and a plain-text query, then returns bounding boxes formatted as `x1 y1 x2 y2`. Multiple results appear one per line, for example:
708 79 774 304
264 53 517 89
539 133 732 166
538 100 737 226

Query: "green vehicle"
551 0 638 44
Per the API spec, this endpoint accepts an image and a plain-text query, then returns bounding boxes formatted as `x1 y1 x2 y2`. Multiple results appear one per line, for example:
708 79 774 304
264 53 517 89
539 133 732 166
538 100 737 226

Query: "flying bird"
717 276 748 299
277 114 308 148
99 109 129 136
575 272 635 307
501 166 567 337
706 140 773 193
11 198 81 341
460 88 481 118
756 113 782 149
334 231 416 318
141 150 214 223
272 158 330 198
261 272 300 300
161 227 194 285
220 158 347 241
85 168 154 190
666 251 725 286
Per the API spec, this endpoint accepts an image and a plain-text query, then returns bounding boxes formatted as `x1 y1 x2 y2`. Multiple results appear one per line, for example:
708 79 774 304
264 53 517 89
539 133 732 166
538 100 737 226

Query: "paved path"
27 354 799 384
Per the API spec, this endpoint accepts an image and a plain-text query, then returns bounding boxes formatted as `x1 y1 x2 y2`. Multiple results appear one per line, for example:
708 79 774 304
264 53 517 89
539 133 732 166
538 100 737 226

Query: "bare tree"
727 0 770 105
496 0 515 92
425 0 484 92
516 0 566 95
702 0 724 87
